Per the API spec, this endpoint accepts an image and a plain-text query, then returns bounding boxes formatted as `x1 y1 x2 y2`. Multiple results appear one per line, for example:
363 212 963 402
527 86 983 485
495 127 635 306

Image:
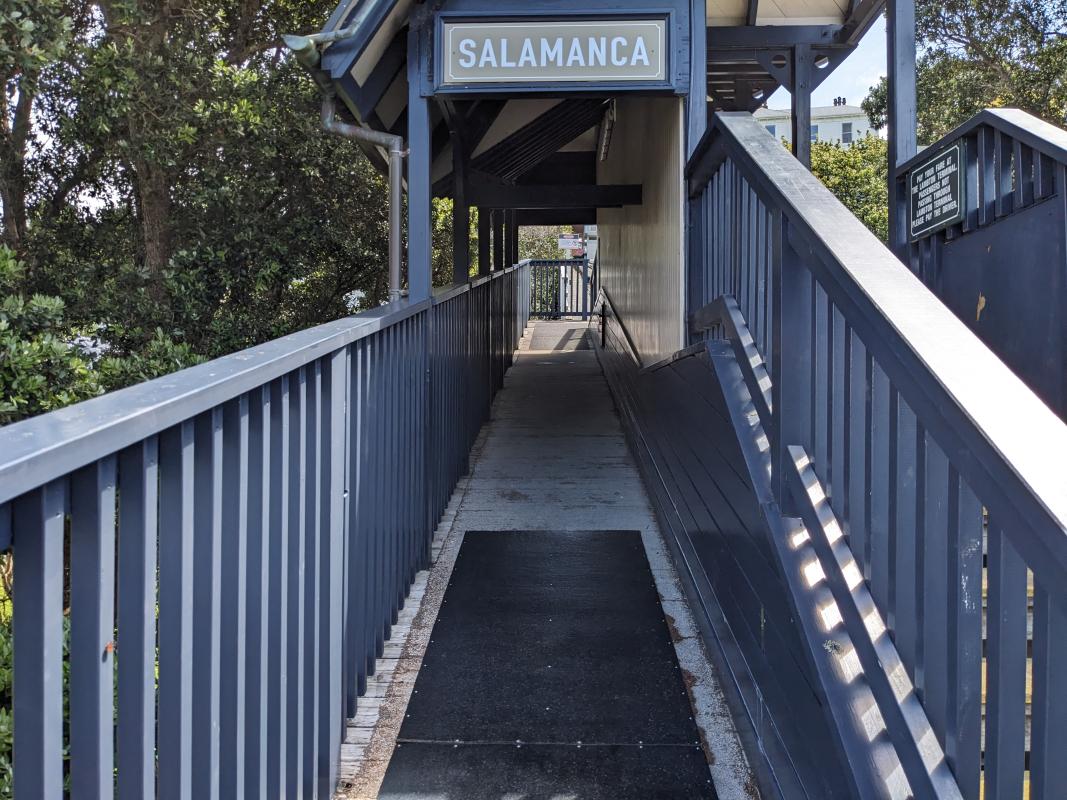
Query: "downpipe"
284 28 407 303
320 97 406 303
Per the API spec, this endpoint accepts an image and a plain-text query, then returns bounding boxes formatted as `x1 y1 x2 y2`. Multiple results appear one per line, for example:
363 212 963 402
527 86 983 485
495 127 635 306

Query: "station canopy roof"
316 0 884 209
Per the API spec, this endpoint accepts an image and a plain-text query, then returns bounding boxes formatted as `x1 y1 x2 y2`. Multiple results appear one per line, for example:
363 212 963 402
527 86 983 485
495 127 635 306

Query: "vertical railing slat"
346 340 367 710
14 480 67 799
159 423 196 800
193 408 224 800
268 375 290 793
829 307 848 520
220 396 249 799
1030 580 1067 799
946 473 984 800
286 368 307 798
919 435 949 739
246 386 270 799
891 399 919 674
985 522 1028 800
303 361 322 798
70 457 117 800
320 347 347 793
868 365 891 614
117 437 159 800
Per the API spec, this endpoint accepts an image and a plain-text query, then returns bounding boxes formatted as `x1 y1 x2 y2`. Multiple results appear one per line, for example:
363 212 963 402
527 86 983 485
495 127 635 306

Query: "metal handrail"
690 112 1067 564
0 259 532 798
0 265 524 508
595 286 642 369
687 110 1067 800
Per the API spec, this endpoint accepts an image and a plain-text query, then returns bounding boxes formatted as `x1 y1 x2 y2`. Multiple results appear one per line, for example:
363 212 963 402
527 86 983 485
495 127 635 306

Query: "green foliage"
0 248 101 424
809 136 890 242
863 1 1067 142
1 0 404 409
520 226 577 261
0 246 206 424
96 329 206 391
0 613 11 799
0 0 445 425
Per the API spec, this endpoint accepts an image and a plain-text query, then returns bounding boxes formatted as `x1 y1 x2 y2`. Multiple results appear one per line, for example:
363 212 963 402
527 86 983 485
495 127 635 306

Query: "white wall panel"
597 97 686 364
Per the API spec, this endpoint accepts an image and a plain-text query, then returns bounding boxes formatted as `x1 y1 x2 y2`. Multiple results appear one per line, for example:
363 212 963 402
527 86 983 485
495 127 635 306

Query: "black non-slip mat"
378 530 716 799
379 742 714 800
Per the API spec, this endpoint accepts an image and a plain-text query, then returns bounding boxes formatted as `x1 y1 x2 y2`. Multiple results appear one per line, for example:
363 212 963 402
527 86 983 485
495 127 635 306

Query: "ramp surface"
378 529 715 799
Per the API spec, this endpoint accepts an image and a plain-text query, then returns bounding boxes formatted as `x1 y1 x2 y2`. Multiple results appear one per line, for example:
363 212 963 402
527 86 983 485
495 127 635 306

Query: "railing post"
790 44 813 168
321 348 347 792
581 257 589 320
477 208 491 276
771 214 813 511
686 192 706 342
407 23 432 301
492 209 505 272
887 0 918 258
13 481 66 800
71 457 118 800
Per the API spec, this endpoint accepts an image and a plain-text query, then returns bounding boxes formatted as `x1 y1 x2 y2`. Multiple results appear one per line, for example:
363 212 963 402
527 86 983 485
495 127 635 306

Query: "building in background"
755 97 875 147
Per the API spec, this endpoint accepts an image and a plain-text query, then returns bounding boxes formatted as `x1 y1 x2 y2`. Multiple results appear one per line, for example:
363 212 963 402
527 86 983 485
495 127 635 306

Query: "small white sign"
558 234 583 251
442 19 667 85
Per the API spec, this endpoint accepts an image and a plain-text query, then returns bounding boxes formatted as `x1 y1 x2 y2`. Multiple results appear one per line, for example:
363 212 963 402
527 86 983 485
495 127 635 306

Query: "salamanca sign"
441 20 667 85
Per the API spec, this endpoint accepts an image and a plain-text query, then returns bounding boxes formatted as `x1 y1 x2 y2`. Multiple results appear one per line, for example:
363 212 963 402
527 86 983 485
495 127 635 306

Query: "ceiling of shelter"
707 0 851 26
705 0 884 110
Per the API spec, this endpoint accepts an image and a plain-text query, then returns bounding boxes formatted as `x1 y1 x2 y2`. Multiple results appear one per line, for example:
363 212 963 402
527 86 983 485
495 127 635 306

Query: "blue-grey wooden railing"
687 112 1067 800
527 258 592 320
0 261 530 799
895 109 1067 418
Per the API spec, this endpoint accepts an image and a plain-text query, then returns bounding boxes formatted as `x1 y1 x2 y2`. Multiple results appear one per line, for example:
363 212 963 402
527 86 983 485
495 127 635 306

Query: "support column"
687 0 708 156
452 199 470 284
406 26 432 301
492 209 505 272
446 100 471 285
507 210 519 267
887 0 917 257
477 208 491 275
790 44 813 168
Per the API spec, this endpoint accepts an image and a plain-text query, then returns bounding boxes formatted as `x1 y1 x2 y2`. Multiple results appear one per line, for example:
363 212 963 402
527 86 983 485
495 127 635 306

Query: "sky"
766 16 888 109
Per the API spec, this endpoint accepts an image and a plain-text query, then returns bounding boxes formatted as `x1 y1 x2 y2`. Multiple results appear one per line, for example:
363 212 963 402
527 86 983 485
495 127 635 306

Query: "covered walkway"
336 321 752 798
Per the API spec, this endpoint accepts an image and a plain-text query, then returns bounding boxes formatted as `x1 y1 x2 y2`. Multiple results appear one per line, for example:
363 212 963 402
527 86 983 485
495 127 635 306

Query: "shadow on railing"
0 262 530 798
686 111 1067 800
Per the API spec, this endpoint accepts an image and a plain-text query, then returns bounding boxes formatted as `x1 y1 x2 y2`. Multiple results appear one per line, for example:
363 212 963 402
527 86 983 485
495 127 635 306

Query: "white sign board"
558 234 583 251
441 19 667 85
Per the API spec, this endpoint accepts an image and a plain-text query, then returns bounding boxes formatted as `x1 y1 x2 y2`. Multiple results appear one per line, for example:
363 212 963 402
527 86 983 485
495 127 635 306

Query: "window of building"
810 124 819 142
841 122 853 144
765 124 776 137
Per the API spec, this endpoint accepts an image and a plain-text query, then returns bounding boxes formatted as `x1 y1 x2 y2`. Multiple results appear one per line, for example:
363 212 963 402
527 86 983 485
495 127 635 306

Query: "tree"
0 246 100 424
520 226 576 260
0 0 406 372
809 136 890 242
863 1 1067 142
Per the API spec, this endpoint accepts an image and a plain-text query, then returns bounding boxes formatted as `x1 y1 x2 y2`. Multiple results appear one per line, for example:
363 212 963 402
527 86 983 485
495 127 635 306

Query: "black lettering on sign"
909 141 966 240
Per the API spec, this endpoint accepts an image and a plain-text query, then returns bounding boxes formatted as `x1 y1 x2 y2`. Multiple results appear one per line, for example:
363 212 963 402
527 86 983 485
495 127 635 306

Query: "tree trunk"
134 158 172 300
0 84 33 255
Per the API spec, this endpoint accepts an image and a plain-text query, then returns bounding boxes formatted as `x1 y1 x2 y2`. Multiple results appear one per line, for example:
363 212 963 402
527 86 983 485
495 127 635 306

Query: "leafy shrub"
0 247 206 426
0 249 103 425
